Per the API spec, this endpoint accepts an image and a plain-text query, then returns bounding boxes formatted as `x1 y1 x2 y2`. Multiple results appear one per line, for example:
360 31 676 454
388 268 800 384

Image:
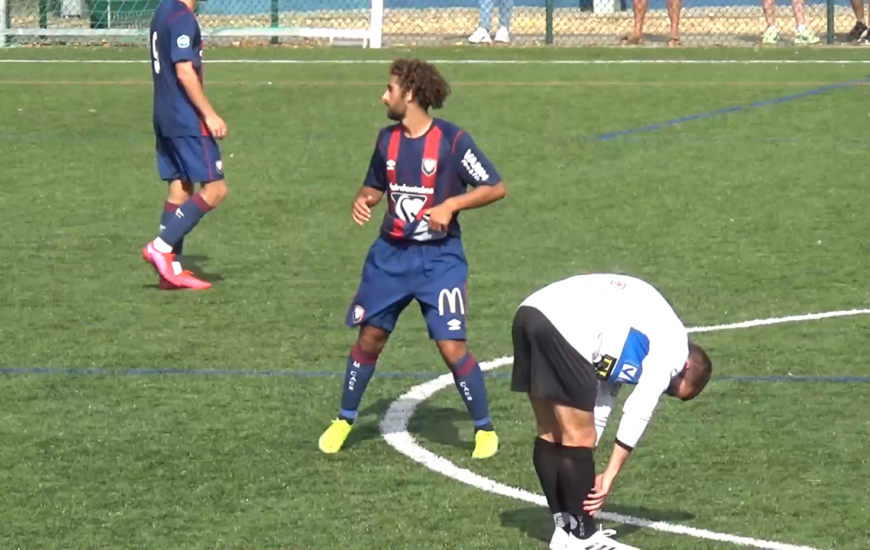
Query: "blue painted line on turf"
2 366 869 383
592 77 870 142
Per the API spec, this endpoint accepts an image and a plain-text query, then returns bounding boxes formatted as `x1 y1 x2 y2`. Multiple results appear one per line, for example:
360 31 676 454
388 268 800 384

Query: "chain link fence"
2 0 867 47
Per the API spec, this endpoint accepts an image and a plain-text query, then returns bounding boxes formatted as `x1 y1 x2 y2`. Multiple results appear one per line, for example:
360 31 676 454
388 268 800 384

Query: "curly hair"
389 58 451 111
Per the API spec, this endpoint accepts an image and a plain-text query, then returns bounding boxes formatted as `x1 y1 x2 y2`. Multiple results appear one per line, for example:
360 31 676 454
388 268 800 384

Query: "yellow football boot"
472 429 499 459
318 419 353 454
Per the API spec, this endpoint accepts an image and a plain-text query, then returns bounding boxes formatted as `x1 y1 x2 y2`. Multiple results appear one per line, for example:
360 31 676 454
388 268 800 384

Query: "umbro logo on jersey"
421 158 437 176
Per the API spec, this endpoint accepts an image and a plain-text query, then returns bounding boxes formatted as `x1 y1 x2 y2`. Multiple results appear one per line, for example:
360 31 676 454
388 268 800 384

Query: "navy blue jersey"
364 118 501 242
149 0 207 137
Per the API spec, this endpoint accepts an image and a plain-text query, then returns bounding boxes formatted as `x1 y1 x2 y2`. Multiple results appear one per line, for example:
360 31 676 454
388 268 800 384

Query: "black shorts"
510 305 598 412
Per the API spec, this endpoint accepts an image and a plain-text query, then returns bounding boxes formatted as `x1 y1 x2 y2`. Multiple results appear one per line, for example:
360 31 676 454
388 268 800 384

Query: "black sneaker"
848 21 867 42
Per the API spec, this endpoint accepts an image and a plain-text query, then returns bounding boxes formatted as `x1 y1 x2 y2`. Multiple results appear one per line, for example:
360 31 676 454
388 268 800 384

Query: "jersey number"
151 31 160 74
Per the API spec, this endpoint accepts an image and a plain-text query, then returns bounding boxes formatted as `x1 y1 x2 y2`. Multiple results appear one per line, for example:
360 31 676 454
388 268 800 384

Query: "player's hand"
352 195 373 226
205 113 227 139
583 473 614 515
424 202 455 233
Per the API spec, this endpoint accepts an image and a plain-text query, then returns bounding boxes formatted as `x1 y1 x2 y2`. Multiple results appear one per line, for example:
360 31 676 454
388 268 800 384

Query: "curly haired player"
319 59 507 460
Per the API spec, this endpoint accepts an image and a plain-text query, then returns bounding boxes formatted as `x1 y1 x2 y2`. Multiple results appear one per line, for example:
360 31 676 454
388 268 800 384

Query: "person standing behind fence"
760 0 820 44
620 0 683 47
467 0 514 43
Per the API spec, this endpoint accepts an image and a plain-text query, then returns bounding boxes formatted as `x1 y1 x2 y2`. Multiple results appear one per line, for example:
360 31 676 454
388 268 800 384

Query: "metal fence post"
545 0 554 44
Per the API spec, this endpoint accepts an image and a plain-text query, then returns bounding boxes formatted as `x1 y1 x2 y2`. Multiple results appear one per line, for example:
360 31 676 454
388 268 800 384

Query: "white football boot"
567 529 641 550
549 526 571 550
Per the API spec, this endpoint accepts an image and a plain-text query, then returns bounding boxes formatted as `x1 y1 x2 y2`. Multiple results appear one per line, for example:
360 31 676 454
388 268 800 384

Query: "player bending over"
319 58 507 460
511 273 713 549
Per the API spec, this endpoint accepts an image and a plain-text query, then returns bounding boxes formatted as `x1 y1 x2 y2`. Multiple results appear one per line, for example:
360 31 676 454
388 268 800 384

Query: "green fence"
2 0 867 46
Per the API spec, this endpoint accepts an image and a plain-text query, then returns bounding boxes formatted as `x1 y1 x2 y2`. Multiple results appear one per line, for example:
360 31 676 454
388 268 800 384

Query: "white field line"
380 308 870 550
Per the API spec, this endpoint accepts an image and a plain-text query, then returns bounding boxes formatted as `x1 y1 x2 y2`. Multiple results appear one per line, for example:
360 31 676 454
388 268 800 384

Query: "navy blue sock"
160 202 184 258
338 345 378 424
159 195 211 248
450 352 493 431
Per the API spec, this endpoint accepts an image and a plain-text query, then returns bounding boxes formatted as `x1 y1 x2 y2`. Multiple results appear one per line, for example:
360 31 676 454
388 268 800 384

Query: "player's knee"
436 339 468 366
356 326 388 356
167 180 194 203
200 179 228 207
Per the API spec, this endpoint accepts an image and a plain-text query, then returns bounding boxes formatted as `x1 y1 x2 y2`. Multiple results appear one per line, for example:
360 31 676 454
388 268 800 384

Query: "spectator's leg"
847 0 867 40
853 0 865 21
667 0 682 45
791 0 819 42
468 0 493 43
500 0 513 31
761 0 780 43
479 0 493 31
622 0 647 44
792 0 806 30
493 0 513 41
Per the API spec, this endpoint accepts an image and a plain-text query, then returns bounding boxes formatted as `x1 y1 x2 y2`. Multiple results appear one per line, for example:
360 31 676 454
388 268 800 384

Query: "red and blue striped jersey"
363 118 501 242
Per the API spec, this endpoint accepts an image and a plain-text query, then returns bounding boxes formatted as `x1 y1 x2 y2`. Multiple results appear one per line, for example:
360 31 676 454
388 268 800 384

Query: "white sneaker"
761 25 779 44
567 529 641 550
794 27 820 44
494 26 510 42
549 526 570 550
467 26 492 43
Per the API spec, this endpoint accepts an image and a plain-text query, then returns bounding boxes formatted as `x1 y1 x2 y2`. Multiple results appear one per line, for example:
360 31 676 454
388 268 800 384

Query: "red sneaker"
159 277 179 290
143 242 183 287
174 270 212 290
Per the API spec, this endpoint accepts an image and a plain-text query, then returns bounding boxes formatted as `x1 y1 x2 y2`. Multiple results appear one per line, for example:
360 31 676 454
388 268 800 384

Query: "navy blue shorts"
346 236 469 341
156 135 224 184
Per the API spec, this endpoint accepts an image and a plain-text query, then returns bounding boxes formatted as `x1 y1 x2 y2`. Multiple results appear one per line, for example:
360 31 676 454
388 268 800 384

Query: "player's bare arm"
352 187 385 226
175 61 227 139
425 181 506 232
583 443 631 514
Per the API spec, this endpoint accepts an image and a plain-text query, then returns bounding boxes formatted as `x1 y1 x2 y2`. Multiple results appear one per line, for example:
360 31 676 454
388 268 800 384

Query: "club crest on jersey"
352 305 365 324
421 158 437 177
386 159 396 171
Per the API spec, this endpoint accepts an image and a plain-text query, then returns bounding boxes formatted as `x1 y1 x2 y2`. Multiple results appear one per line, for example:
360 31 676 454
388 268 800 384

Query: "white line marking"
381 308 869 550
690 307 870 333
2 59 870 65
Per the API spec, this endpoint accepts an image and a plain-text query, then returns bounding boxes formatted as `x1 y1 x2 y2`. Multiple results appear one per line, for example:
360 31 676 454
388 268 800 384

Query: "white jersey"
520 273 689 449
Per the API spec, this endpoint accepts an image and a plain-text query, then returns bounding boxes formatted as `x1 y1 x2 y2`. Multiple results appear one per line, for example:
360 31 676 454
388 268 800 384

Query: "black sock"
558 445 597 539
533 437 565 527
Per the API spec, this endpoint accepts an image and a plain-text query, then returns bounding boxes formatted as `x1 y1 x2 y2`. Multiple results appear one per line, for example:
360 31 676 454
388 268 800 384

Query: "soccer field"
1 46 869 550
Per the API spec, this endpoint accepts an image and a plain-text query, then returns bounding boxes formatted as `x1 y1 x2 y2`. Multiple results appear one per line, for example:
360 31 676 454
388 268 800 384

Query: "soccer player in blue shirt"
319 59 507 459
142 0 228 290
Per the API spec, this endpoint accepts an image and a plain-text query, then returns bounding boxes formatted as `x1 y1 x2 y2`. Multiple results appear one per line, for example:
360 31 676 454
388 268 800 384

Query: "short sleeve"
169 13 198 64
453 131 501 187
363 132 387 191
